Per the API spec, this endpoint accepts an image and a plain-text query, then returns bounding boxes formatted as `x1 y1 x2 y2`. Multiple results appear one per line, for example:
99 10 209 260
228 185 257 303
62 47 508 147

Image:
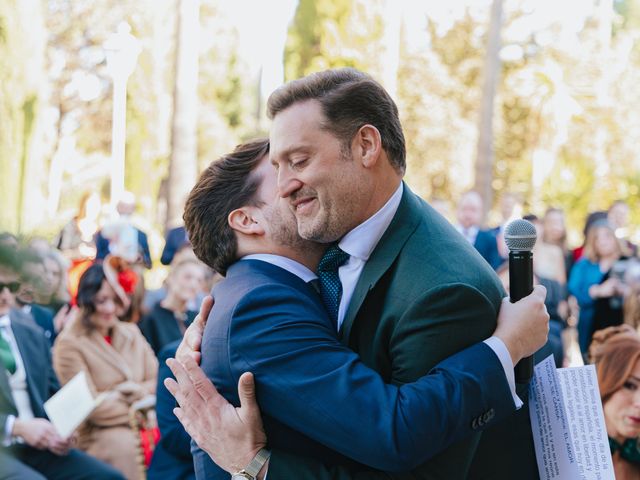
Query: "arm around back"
228 283 514 472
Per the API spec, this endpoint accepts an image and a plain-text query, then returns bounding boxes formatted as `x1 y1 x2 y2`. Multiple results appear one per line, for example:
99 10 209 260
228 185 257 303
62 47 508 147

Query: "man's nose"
277 168 302 199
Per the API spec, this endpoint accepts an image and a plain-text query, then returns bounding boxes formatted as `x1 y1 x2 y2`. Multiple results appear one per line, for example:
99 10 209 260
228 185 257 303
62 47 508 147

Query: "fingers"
237 372 262 424
532 284 547 300
48 435 71 456
199 296 214 324
164 378 180 401
166 359 195 396
181 356 226 408
177 296 213 363
238 372 257 409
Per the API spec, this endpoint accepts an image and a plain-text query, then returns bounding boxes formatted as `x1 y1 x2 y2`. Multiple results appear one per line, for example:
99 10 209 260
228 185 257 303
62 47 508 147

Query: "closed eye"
291 158 308 170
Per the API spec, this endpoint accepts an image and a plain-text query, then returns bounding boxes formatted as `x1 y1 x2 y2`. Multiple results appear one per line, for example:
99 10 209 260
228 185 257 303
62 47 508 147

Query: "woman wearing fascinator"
52 258 157 479
590 325 640 479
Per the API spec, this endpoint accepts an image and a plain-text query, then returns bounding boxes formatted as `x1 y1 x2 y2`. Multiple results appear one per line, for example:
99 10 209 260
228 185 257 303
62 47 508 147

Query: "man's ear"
353 124 382 168
228 207 265 236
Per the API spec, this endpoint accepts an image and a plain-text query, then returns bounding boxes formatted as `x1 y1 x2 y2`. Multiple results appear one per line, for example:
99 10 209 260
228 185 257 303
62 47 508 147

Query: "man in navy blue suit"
167 137 548 479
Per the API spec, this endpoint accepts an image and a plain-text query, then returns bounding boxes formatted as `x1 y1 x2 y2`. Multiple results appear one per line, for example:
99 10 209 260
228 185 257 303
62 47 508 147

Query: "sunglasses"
0 282 20 293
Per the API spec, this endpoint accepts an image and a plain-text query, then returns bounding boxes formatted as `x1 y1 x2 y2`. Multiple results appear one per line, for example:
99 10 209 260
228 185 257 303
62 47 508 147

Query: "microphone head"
504 219 537 252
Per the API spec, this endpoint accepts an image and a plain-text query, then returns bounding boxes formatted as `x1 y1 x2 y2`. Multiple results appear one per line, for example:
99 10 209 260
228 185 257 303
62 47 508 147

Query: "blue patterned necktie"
317 244 350 329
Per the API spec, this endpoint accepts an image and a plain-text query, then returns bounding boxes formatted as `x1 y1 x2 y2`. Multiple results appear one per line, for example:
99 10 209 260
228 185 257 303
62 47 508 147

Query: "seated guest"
147 340 195 480
139 258 204 356
590 326 640 480
0 244 124 480
53 264 158 480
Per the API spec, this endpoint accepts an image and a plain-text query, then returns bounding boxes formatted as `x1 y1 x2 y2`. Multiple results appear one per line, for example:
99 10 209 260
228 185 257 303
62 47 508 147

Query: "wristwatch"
231 448 271 480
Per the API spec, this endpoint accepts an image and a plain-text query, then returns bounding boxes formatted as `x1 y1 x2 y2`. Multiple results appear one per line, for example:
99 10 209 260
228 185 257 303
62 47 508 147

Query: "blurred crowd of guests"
440 192 640 478
0 191 215 480
435 192 640 368
0 187 639 479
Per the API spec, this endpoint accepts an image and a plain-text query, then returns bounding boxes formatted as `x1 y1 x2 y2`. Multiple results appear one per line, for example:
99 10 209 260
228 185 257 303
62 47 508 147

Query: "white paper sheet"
529 356 614 480
44 371 103 439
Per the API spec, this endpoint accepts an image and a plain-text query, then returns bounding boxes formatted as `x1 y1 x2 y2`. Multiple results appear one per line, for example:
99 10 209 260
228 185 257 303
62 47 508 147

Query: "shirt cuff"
483 336 523 409
3 414 15 447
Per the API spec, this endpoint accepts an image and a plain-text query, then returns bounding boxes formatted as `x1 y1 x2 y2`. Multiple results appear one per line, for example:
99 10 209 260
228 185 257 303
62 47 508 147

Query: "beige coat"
53 319 158 480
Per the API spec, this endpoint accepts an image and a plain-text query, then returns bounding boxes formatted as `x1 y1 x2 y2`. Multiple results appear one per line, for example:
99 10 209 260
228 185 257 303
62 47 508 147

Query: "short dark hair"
76 263 107 330
267 68 406 174
183 139 270 275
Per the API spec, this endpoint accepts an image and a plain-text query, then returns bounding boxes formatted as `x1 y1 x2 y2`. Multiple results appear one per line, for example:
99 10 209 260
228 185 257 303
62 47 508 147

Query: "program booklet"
44 371 105 439
529 355 614 480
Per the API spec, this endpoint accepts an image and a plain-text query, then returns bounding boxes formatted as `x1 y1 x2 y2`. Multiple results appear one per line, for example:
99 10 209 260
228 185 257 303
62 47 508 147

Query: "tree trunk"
474 0 503 224
167 0 199 230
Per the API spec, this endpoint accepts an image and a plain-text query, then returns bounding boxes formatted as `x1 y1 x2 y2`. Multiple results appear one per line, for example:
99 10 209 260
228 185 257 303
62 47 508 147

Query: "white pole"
110 74 127 212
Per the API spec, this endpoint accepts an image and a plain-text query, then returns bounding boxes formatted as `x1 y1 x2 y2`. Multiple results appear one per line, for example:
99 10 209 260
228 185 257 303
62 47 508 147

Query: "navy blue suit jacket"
193 259 514 478
474 229 503 270
147 341 195 480
28 304 57 346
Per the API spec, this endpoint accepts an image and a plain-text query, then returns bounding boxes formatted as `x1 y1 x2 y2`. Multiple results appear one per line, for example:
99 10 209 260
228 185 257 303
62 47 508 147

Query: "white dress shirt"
242 254 317 283
456 224 479 246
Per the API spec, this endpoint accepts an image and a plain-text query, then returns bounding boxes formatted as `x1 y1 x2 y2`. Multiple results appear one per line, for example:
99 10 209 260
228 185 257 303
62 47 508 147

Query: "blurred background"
1 0 639 255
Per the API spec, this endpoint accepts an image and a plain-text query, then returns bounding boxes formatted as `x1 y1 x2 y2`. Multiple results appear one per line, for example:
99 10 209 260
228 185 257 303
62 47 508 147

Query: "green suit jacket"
268 184 508 479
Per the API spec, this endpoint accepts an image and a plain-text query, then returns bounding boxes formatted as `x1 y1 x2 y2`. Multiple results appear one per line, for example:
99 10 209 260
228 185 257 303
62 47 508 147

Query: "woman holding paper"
591 325 640 479
53 263 158 480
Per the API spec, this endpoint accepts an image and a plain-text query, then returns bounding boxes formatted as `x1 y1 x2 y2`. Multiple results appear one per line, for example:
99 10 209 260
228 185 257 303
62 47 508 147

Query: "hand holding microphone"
504 219 539 383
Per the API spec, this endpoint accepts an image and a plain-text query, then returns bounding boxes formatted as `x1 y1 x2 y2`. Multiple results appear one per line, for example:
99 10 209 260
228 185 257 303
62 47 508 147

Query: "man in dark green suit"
174 69 538 479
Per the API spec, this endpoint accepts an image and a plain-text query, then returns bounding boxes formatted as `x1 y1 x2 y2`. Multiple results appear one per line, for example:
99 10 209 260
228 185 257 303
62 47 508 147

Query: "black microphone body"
509 250 534 383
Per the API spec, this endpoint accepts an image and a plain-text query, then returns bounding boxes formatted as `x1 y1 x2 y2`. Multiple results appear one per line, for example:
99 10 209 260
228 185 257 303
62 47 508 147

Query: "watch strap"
242 448 271 478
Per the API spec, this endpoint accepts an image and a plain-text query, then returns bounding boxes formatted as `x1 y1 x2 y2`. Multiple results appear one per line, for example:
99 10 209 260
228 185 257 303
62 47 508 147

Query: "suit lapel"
9 313 47 414
339 184 422 343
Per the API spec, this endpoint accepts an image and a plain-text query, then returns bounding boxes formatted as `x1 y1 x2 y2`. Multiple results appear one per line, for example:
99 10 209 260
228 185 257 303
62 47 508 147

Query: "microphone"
503 219 537 383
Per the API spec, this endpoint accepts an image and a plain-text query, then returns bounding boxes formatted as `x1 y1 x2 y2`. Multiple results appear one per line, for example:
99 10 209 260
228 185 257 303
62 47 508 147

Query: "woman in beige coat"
53 263 158 480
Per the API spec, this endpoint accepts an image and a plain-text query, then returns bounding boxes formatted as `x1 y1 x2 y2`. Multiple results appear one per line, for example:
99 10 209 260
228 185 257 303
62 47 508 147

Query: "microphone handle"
509 251 534 383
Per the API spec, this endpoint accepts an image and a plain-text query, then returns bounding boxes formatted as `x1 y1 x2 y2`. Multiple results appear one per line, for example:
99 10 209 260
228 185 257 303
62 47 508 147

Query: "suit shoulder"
10 311 45 335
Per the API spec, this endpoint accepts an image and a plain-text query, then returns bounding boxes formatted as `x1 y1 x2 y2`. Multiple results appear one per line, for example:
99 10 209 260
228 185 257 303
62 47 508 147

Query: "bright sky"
224 0 598 96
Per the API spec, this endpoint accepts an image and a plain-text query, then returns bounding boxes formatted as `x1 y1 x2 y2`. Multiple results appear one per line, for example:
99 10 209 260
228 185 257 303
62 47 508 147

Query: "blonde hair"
590 325 640 404
582 222 622 262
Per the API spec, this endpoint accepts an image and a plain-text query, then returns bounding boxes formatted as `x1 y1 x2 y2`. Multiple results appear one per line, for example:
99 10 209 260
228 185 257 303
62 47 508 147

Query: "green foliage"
284 0 385 80
0 1 43 233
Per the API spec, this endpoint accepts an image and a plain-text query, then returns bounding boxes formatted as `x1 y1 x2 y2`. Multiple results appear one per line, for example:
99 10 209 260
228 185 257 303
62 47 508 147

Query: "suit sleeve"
53 335 131 427
229 284 513 474
139 231 152 269
156 346 192 459
160 230 177 266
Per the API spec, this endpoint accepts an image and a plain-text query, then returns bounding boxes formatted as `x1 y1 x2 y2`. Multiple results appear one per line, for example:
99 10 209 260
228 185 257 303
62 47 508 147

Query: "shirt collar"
338 183 403 261
0 314 10 328
241 254 318 283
